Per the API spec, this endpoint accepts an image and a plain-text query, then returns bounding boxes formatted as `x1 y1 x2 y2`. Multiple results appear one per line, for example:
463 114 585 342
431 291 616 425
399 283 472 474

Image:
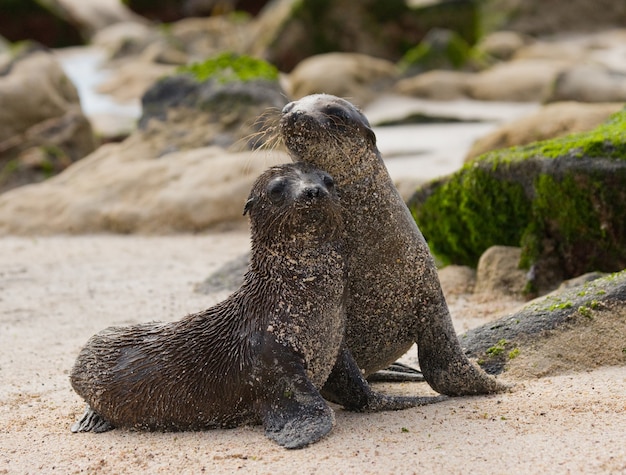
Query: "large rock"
139 54 287 152
50 0 147 37
0 145 287 234
248 0 480 71
286 53 398 106
94 16 254 103
548 65 626 103
408 109 626 292
474 246 527 297
461 270 626 377
395 58 574 102
467 58 573 102
0 49 97 193
0 54 290 234
475 31 532 61
394 70 473 100
465 102 625 161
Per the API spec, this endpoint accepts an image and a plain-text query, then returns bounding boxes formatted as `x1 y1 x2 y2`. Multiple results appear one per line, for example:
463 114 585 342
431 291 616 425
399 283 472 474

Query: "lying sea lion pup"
70 162 442 449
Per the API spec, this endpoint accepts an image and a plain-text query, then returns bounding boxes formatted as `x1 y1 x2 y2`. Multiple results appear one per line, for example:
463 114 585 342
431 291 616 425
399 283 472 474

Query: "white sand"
1 233 625 474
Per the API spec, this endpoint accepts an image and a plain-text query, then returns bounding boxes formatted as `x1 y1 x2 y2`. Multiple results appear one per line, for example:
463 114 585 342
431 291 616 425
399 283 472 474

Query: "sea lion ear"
364 125 376 146
243 197 255 216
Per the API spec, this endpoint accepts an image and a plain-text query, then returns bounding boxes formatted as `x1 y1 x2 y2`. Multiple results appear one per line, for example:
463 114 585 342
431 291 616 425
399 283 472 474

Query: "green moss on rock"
408 108 626 282
178 52 279 84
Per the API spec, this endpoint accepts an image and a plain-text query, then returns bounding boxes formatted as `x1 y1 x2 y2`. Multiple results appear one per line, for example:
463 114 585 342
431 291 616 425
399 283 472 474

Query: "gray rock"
475 246 527 297
461 270 626 377
286 53 398 106
0 49 97 193
548 65 626 103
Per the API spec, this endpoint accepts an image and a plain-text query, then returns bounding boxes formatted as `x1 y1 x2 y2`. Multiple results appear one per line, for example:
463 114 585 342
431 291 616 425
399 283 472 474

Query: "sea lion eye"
323 105 351 122
322 174 335 190
267 178 287 204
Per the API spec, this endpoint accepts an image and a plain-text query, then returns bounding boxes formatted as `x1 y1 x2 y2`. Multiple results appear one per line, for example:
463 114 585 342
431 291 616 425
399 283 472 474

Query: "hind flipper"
322 344 446 412
367 362 425 383
71 405 114 433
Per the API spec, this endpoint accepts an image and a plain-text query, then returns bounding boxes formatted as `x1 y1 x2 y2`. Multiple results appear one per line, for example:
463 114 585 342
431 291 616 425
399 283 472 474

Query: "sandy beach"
1 232 625 474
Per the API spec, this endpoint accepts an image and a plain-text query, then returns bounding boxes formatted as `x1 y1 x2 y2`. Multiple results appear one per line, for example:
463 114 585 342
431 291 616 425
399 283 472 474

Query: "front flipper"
322 345 446 412
263 374 334 449
71 405 114 433
258 338 334 449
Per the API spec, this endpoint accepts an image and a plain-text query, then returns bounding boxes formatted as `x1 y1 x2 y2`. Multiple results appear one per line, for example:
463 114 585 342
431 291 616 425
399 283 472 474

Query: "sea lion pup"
279 94 507 397
70 163 440 450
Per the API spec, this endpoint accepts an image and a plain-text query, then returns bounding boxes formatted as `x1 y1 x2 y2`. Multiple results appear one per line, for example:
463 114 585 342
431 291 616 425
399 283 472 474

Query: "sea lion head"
278 94 378 175
244 163 343 242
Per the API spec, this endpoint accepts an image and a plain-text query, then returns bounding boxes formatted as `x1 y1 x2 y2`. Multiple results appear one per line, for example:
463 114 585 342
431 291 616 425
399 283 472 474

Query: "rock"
168 16 251 61
195 253 249 294
467 58 573 102
408 109 626 292
0 54 290 234
394 70 473 100
0 145 288 234
286 53 398 106
465 101 625 161
475 246 528 296
548 65 626 103
248 0 480 71
49 0 147 38
512 41 590 63
96 61 176 103
91 21 161 59
461 270 626 377
139 54 287 152
475 31 532 61
438 265 476 296
0 49 97 193
95 15 254 102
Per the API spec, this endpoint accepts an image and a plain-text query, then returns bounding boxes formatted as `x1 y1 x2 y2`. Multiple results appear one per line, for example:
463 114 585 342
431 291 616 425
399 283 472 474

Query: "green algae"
409 109 626 275
178 52 279 84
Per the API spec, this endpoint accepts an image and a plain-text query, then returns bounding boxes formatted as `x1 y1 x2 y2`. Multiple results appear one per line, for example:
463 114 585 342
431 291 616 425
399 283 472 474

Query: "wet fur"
278 94 507 396
70 163 346 448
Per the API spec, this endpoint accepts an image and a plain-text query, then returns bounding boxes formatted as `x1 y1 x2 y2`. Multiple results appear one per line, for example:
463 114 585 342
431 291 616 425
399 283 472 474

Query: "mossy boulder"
139 53 286 151
461 270 626 377
408 109 626 291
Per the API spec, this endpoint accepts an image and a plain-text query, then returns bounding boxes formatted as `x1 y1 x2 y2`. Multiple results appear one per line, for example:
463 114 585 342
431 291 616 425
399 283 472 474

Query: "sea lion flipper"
322 345 446 412
71 405 114 433
262 376 335 450
367 362 425 382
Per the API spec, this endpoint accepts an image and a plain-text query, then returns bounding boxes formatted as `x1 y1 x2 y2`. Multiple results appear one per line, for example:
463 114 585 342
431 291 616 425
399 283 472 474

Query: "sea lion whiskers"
230 107 283 152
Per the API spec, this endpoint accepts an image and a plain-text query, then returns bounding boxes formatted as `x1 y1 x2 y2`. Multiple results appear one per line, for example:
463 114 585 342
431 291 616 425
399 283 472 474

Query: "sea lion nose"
302 184 327 199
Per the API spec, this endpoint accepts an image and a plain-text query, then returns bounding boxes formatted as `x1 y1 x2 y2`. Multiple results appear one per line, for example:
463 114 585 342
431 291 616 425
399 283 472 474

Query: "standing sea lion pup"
70 163 441 450
279 94 507 398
